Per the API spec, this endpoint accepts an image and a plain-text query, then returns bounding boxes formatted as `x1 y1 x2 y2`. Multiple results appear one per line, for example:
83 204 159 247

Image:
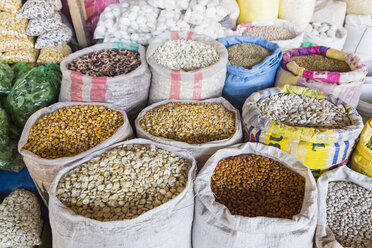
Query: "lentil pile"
243 25 296 41
0 189 42 247
227 43 272 69
326 182 372 248
66 49 141 77
211 154 305 219
291 54 351 72
56 144 191 221
152 39 219 71
23 105 124 159
257 93 351 129
139 102 236 144
366 136 372 150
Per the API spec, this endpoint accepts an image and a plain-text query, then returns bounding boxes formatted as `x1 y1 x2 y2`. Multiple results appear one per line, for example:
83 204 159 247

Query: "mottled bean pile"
257 93 351 129
23 105 124 159
326 182 372 248
366 136 372 150
139 102 236 144
152 39 220 71
291 54 351 72
243 25 296 41
66 49 141 77
228 43 272 69
211 154 305 219
0 189 42 247
56 144 191 221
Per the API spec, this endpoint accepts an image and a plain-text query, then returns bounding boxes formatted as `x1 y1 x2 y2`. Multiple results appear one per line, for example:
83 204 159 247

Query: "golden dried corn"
0 12 28 39
37 44 72 64
23 105 124 159
139 102 236 144
0 0 22 14
0 36 34 52
211 154 305 219
1 48 39 63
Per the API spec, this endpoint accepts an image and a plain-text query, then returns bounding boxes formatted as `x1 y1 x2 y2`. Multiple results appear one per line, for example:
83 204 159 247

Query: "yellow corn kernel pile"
139 102 236 144
1 48 39 63
211 154 305 219
37 44 72 64
23 105 124 159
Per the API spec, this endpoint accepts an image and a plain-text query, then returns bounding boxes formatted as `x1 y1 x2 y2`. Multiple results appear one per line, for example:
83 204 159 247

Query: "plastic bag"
279 0 316 31
0 61 14 96
26 13 63 37
341 0 372 16
0 0 22 14
351 119 372 177
5 64 62 129
236 0 279 24
0 12 29 39
17 0 56 19
35 24 72 49
11 62 32 80
1 48 39 64
37 44 72 64
0 36 34 52
311 0 347 27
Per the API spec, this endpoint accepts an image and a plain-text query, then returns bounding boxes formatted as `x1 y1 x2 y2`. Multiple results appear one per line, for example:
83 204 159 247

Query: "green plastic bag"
11 62 32 81
5 64 61 128
0 61 14 96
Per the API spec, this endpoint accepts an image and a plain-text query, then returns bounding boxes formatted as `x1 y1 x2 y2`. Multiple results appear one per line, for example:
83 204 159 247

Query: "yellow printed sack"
351 119 372 177
237 0 279 24
242 85 364 177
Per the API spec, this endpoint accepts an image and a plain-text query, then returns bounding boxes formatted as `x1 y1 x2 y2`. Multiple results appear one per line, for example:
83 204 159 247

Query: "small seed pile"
23 105 124 159
326 182 372 248
291 54 351 72
66 49 141 77
0 189 42 247
56 144 191 221
257 93 351 129
139 102 236 144
228 43 272 69
211 154 305 219
243 25 296 41
366 136 372 150
152 39 219 71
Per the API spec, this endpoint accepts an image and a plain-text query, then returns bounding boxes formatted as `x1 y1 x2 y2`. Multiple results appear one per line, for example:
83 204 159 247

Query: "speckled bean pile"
139 102 236 144
56 144 191 221
67 49 141 77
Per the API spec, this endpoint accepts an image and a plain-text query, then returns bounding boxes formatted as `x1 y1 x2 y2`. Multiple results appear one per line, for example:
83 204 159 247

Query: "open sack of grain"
275 46 368 108
18 102 134 205
351 119 372 178
242 85 363 177
193 142 317 248
49 139 196 248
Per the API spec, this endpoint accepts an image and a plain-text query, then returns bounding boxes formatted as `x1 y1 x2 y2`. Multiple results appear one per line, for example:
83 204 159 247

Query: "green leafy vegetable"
11 62 32 81
0 61 14 96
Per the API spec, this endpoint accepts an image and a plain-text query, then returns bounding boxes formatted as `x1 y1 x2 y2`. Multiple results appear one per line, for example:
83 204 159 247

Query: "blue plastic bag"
218 36 282 111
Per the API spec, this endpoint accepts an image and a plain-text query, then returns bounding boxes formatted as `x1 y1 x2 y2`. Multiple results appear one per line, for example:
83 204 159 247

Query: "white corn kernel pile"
326 182 372 248
56 144 191 222
152 39 219 71
257 93 351 129
0 189 42 247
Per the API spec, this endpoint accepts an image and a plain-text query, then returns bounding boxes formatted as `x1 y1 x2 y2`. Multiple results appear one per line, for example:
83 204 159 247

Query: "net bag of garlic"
18 102 134 205
275 46 368 107
135 97 243 169
59 42 151 119
49 138 197 248
193 142 317 248
146 31 228 104
236 19 304 51
218 35 282 111
242 85 363 177
315 166 372 248
351 119 372 177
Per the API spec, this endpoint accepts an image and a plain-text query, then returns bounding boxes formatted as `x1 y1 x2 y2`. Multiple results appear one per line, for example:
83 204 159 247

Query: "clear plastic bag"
35 24 72 49
26 14 64 37
0 12 28 39
17 0 56 19
0 61 14 96
1 48 39 64
0 0 22 14
0 36 34 52
37 44 72 64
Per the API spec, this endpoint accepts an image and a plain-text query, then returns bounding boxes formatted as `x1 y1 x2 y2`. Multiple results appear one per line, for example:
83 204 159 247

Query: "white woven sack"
18 102 134 206
236 19 304 51
49 138 197 248
193 142 318 248
146 31 228 104
279 0 316 31
315 166 372 248
303 26 347 50
311 0 347 27
135 97 243 170
59 42 151 119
